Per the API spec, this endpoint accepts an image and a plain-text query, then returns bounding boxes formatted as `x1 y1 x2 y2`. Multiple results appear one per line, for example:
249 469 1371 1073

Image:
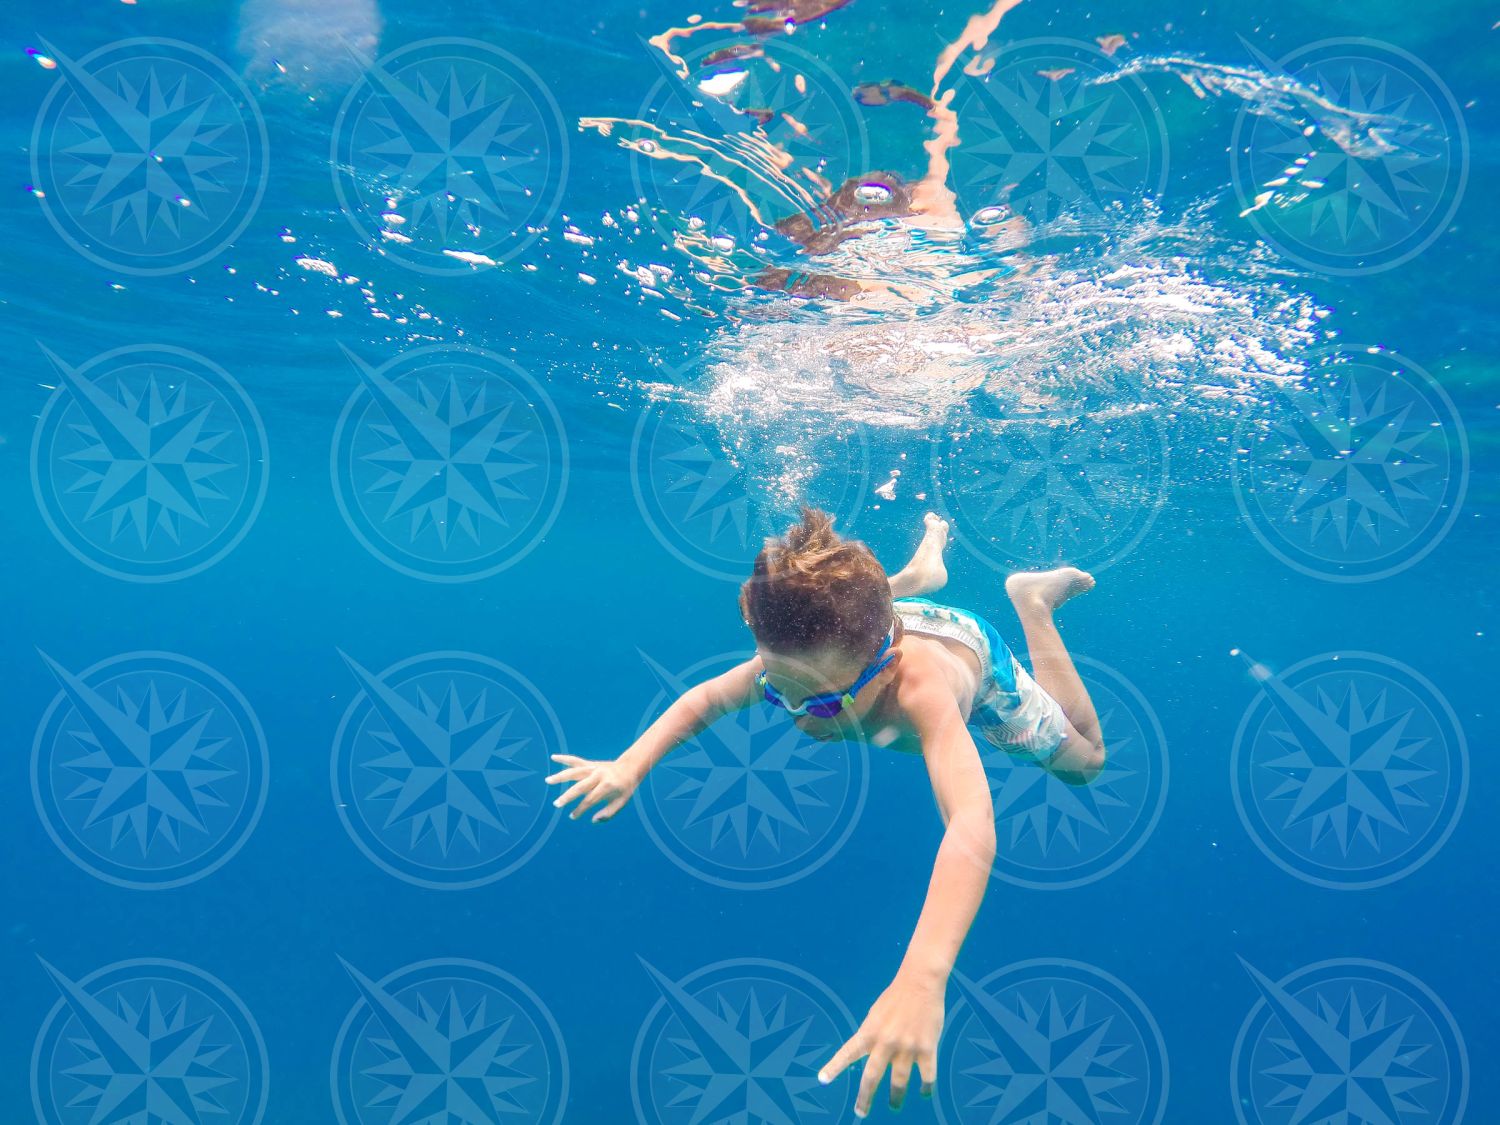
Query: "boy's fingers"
549 754 586 765
572 781 614 818
544 767 584 784
594 793 631 822
818 1034 866 1085
592 795 628 823
855 1050 890 1118
567 780 601 818
552 780 590 808
888 1053 913 1110
918 1049 937 1096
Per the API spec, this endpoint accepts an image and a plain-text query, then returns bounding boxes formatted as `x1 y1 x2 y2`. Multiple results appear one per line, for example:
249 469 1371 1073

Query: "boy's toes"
922 512 951 543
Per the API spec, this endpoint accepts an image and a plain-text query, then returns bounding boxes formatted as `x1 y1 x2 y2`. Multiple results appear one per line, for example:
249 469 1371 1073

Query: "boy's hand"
545 754 643 823
818 971 944 1117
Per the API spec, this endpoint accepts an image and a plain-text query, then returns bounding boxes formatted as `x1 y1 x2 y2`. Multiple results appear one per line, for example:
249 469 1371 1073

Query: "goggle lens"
756 622 894 720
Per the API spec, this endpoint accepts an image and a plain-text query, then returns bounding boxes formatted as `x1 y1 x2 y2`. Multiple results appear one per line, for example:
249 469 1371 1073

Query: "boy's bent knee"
1047 729 1105 785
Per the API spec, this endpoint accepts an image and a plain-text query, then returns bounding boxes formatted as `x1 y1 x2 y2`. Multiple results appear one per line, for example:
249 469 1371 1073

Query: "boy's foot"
903 513 950 593
1006 567 1095 615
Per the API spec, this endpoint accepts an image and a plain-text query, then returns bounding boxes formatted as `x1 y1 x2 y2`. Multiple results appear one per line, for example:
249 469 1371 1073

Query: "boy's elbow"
1083 741 1107 781
1053 740 1106 786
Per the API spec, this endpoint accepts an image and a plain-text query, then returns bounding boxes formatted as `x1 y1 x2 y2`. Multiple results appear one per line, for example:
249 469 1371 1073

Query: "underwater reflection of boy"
754 170 923 302
752 168 1025 302
548 509 1105 1117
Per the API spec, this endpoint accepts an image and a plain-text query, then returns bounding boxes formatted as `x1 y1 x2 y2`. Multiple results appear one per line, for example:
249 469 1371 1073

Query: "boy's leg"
888 513 950 598
1004 568 1104 756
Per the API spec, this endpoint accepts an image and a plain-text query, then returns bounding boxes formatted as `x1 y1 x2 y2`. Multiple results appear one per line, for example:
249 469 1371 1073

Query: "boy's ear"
884 621 905 672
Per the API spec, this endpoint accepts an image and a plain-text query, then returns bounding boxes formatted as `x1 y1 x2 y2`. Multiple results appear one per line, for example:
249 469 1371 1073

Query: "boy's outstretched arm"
819 669 995 1117
546 659 760 823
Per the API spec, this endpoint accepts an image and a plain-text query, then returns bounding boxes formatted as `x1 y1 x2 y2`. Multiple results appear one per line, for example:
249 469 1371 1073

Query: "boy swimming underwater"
548 509 1106 1116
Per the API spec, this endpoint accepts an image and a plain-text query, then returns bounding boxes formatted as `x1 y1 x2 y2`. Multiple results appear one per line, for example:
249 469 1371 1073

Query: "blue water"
2 0 1496 1121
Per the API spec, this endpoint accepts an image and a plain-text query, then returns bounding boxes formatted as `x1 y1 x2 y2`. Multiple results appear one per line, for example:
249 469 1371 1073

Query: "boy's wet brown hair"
740 508 892 659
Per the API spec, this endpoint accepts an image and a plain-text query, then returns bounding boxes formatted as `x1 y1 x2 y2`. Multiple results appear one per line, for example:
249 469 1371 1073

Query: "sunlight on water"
239 0 1438 515
693 205 1324 430
562 1 1451 508
237 0 382 89
1100 54 1441 163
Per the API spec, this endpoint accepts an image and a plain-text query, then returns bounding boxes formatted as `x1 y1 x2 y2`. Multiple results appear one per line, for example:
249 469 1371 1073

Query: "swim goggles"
755 626 896 719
